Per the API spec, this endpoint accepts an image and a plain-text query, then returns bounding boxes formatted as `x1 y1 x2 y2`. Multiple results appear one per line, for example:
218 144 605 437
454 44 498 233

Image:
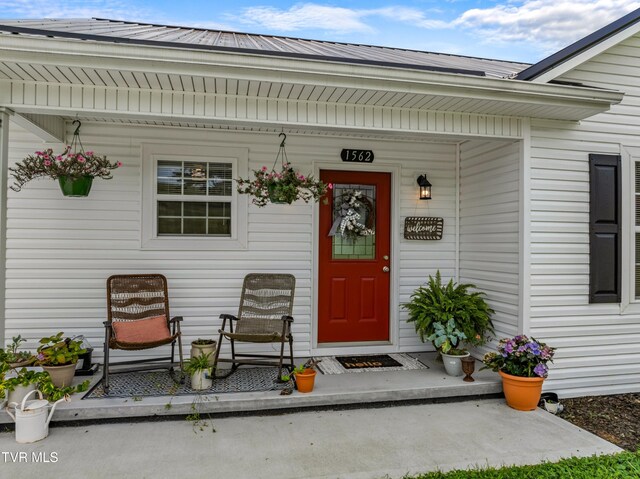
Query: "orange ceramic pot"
499 371 544 411
295 368 316 393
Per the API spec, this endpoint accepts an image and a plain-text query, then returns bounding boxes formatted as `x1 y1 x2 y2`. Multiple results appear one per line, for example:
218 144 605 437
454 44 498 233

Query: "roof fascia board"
0 36 624 111
518 9 640 82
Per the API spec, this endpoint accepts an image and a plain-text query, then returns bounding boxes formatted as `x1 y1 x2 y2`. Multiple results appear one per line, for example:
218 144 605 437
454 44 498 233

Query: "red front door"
318 170 391 343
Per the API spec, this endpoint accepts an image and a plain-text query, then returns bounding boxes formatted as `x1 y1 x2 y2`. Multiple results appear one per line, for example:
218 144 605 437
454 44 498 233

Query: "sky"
1 0 640 63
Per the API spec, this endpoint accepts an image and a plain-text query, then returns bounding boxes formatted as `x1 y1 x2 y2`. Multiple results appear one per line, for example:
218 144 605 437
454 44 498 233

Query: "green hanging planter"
267 184 290 204
58 176 94 197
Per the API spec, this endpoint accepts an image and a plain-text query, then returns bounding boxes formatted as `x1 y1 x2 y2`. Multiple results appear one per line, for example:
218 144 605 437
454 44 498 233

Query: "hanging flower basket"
236 133 330 207
9 120 121 196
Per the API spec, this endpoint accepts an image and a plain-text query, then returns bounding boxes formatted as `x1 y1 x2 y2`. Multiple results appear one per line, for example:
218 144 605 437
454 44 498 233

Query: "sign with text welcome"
403 217 443 240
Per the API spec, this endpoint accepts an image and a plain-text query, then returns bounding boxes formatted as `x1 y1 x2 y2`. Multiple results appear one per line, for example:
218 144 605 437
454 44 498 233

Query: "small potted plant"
403 271 494 350
35 332 86 388
3 368 49 404
483 335 556 411
290 359 319 393
427 318 470 376
1 335 34 368
190 339 217 367
185 353 213 391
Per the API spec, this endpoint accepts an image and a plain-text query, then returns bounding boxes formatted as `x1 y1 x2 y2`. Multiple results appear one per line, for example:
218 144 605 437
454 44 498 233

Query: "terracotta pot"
190 340 217 367
42 363 76 388
294 368 316 393
499 370 544 411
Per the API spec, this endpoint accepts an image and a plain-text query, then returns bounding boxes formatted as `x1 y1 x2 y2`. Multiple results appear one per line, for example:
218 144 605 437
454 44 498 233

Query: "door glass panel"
330 183 376 260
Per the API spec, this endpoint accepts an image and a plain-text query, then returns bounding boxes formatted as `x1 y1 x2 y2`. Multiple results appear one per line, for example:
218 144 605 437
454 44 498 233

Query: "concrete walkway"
0 399 621 479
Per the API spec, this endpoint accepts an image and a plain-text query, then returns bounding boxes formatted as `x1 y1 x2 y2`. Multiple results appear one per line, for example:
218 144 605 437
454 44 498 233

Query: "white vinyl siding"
530 32 640 397
459 140 521 348
6 121 464 359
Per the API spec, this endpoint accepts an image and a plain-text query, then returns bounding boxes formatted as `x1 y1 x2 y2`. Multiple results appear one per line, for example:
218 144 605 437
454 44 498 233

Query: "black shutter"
589 154 621 303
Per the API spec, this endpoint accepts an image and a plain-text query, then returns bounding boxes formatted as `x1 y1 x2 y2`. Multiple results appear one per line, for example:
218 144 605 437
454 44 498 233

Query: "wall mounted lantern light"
417 174 432 200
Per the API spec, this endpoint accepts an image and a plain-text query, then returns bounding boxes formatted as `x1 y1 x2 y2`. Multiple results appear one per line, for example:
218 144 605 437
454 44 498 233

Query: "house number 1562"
341 149 374 163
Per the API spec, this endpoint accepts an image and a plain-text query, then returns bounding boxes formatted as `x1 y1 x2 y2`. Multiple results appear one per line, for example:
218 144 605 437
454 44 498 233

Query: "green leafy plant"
0 335 34 365
184 353 213 375
38 375 90 401
2 368 48 392
403 271 494 348
36 332 86 366
427 318 467 355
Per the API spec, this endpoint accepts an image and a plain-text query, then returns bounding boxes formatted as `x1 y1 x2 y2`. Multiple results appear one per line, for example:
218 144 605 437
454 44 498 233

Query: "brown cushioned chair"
212 273 295 380
102 274 184 392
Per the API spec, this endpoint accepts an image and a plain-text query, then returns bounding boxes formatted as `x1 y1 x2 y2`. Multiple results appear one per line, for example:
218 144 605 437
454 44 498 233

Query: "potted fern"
403 271 494 372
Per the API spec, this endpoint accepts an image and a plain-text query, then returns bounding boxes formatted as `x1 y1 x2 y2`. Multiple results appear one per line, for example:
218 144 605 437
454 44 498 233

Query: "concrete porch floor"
1 353 502 424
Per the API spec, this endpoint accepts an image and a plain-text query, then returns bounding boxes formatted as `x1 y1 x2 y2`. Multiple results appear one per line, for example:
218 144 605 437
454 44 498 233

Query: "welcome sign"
403 217 444 240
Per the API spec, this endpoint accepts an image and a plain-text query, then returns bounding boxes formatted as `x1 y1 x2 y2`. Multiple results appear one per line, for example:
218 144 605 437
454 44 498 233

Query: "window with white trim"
141 144 248 250
156 160 232 236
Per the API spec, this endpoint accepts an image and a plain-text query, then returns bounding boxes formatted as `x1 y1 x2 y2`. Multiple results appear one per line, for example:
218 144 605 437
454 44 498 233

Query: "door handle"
382 266 390 273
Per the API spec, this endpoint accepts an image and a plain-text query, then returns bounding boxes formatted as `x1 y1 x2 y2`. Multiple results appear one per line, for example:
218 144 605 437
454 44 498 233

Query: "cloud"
0 0 153 22
454 0 640 49
236 4 374 33
232 3 447 34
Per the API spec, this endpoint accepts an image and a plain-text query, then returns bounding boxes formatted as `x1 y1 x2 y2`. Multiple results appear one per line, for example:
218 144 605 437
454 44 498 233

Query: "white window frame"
141 143 248 250
621 146 640 313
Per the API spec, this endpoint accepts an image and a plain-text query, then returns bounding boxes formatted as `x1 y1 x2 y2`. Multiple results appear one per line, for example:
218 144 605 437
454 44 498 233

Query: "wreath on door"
328 190 375 242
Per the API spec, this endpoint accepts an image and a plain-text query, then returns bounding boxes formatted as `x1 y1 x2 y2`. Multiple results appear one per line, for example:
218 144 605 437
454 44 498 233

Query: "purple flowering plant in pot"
482 335 556 411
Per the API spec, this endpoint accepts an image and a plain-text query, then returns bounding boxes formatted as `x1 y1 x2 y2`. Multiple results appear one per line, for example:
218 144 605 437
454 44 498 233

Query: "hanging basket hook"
279 132 286 148
72 119 82 137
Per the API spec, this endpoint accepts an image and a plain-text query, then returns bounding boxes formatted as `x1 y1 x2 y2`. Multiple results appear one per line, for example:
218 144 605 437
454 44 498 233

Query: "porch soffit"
0 36 624 123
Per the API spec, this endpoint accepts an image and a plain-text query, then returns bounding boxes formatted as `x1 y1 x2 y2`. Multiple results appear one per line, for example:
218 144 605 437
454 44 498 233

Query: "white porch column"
0 108 11 345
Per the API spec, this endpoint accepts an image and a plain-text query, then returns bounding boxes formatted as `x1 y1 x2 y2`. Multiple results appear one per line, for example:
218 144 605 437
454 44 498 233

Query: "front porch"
0 353 501 425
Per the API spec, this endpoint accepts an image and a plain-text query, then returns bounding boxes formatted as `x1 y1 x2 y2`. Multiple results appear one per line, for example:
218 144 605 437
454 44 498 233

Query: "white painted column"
518 118 532 336
0 108 11 345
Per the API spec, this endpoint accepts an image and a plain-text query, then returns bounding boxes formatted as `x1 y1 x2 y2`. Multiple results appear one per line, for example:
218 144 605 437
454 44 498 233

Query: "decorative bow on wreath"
328 190 375 241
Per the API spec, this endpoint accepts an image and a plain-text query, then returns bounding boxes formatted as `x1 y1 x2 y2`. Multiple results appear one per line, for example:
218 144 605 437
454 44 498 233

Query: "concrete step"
1 353 502 424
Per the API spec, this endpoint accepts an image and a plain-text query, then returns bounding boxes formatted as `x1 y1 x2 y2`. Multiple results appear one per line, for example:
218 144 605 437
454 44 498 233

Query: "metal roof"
0 18 529 79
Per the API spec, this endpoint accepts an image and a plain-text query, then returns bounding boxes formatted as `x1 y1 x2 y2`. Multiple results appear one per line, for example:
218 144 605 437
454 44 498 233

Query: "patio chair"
102 274 184 392
212 273 295 380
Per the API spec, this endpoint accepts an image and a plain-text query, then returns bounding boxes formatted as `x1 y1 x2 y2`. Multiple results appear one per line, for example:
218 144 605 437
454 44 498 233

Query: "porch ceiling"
0 35 624 123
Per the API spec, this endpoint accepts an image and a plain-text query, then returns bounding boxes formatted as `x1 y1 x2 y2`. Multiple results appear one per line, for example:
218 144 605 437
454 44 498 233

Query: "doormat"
83 367 292 399
314 353 428 375
337 354 402 369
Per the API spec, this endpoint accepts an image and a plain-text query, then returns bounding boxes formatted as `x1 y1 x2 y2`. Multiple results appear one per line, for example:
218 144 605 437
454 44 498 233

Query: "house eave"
0 34 625 122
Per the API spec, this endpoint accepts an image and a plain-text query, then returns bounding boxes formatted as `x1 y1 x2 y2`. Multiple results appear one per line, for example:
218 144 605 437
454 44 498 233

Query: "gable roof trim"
516 7 640 81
